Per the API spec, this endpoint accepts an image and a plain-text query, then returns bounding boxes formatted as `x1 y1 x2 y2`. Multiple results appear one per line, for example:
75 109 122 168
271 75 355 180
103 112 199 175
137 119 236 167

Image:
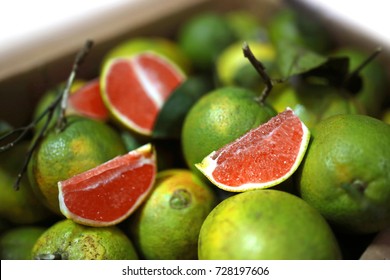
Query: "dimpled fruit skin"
31 219 138 260
127 169 218 260
198 189 341 260
181 87 276 175
298 114 390 234
27 116 127 215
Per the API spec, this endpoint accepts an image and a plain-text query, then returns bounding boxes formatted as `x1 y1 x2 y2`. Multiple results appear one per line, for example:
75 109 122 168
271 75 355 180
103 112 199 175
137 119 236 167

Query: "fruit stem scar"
341 179 367 201
169 189 192 209
242 42 278 104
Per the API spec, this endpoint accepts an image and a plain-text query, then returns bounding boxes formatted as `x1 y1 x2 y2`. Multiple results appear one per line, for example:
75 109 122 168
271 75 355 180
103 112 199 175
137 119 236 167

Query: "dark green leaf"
274 40 327 79
152 76 214 139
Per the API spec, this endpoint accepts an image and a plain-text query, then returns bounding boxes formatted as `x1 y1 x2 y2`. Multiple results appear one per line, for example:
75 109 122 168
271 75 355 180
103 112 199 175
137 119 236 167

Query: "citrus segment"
67 79 109 121
101 52 185 136
196 108 310 191
58 144 156 227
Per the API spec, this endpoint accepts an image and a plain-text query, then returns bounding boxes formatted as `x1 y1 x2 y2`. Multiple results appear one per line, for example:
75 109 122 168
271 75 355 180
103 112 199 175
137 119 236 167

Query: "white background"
0 0 389 80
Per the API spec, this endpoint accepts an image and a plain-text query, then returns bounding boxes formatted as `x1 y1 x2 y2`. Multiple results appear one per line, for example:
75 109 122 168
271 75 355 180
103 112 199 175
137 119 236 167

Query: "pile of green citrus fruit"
1 6 390 260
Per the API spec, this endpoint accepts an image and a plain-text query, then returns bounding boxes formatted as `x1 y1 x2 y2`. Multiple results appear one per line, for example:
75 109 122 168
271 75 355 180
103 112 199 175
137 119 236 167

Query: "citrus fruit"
27 116 127 215
126 169 218 260
181 86 276 176
102 37 192 74
225 10 266 40
100 52 186 136
58 143 156 227
268 81 364 130
0 226 46 260
331 47 389 118
177 12 237 71
31 219 138 260
0 142 53 225
198 189 342 260
196 108 310 191
297 114 390 234
67 78 109 121
216 40 276 91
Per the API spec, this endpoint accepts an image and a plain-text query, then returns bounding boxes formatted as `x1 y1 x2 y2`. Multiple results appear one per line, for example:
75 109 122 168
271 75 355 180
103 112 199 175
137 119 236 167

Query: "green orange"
31 219 138 260
177 12 237 71
181 86 276 175
297 114 390 234
126 169 218 259
198 189 341 259
27 116 127 215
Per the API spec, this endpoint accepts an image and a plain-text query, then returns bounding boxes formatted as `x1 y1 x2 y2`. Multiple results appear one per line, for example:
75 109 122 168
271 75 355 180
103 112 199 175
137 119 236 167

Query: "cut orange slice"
100 52 185 136
67 78 109 121
58 144 156 227
196 108 310 192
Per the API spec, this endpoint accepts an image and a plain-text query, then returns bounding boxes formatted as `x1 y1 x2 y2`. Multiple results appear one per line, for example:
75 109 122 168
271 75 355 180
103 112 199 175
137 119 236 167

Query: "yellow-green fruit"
0 226 46 260
216 40 276 91
127 169 218 259
0 142 52 225
31 219 138 260
268 82 364 130
102 37 191 74
27 116 127 215
298 114 390 234
198 189 341 259
177 12 237 71
181 87 276 175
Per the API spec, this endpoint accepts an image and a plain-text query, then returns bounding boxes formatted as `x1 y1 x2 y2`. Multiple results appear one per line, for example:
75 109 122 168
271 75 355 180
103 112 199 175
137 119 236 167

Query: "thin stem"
13 108 55 190
351 47 382 77
56 40 94 131
242 41 274 104
344 46 382 90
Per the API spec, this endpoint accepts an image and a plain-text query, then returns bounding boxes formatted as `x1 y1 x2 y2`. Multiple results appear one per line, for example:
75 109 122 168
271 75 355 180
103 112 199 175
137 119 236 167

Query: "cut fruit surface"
196 108 310 192
101 52 185 136
58 144 156 227
68 79 109 121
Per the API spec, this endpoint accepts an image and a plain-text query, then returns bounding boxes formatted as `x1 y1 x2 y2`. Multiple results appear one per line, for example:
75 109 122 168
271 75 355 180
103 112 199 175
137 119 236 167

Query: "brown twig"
242 41 275 104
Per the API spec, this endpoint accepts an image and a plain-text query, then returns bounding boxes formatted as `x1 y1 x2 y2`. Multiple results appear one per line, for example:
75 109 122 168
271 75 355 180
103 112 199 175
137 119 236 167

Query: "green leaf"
152 75 214 139
275 40 327 79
